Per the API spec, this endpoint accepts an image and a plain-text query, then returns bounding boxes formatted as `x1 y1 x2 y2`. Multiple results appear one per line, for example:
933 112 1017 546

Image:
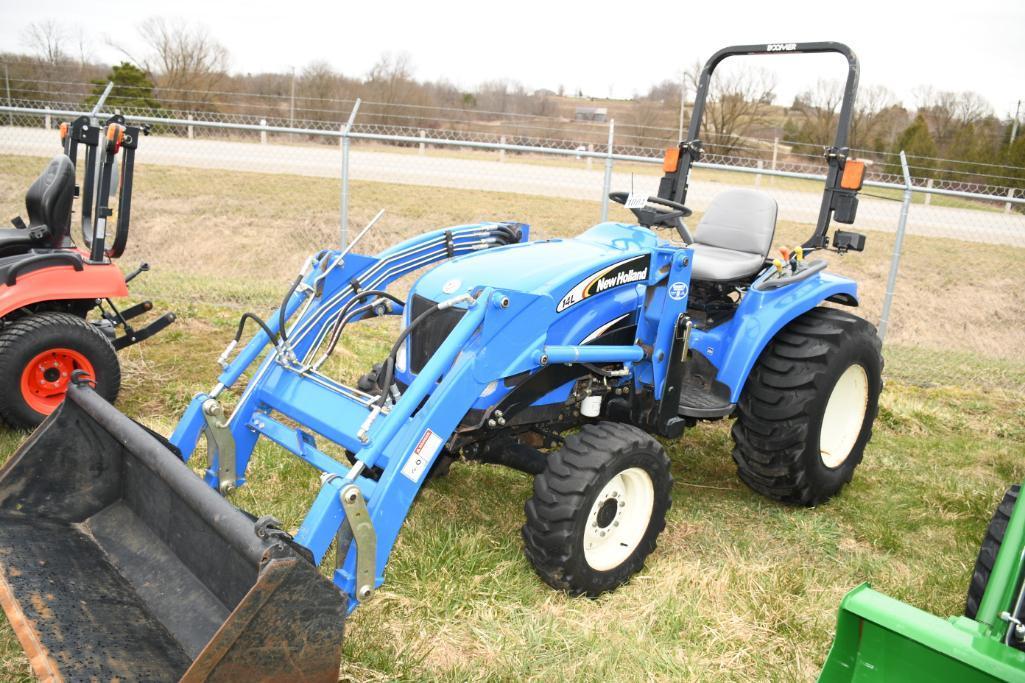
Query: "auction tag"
401 428 444 483
624 192 647 209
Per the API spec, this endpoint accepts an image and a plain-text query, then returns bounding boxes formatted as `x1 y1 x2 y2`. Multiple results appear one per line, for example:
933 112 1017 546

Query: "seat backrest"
25 154 75 246
694 188 778 258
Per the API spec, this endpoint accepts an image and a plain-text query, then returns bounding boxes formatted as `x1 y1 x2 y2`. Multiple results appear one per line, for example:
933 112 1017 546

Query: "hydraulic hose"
278 274 303 343
321 289 405 354
375 302 446 407
234 312 277 345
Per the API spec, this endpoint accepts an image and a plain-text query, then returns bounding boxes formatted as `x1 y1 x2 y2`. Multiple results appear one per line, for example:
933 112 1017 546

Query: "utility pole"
289 66 296 129
1011 99 1022 146
3 63 11 126
677 76 687 142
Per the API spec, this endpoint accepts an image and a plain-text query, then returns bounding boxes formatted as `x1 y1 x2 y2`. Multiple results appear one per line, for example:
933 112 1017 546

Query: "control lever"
125 262 150 283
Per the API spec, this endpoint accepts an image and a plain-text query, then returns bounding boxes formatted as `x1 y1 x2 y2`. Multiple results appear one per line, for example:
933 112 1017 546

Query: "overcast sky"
2 0 1023 117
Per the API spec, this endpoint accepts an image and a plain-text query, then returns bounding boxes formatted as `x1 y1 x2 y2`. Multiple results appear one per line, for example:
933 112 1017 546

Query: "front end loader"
1 42 884 680
819 483 1025 682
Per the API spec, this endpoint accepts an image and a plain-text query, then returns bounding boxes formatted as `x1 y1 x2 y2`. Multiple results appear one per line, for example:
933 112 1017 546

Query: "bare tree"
366 52 416 104
850 85 900 149
692 63 776 154
24 20 68 67
789 79 843 146
914 87 993 147
115 18 228 106
299 60 355 118
627 102 669 147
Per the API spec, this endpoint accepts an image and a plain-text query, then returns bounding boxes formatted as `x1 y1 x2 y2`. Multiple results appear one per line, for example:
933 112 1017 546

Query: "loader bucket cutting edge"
0 383 346 682
819 584 1025 682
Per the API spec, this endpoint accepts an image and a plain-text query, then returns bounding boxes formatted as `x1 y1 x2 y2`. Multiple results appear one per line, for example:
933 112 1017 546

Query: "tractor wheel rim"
20 348 95 415
819 363 869 469
584 467 655 571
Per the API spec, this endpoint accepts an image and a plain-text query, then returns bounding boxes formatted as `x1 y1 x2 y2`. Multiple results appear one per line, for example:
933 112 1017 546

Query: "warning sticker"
401 429 444 483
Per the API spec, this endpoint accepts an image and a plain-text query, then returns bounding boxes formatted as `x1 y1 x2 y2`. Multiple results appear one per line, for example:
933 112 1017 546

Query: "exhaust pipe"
0 383 346 681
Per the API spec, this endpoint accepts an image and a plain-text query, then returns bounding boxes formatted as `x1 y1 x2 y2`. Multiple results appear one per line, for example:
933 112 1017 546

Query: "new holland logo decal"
557 254 651 313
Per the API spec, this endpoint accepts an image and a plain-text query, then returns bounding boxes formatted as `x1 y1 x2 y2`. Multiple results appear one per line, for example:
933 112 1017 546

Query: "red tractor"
0 115 173 428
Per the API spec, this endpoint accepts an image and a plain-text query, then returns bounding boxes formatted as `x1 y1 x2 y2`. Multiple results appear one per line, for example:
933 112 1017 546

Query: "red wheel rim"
19 348 95 415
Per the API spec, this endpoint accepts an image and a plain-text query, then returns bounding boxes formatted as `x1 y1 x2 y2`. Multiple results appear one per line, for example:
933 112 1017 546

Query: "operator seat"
689 188 777 282
0 154 75 258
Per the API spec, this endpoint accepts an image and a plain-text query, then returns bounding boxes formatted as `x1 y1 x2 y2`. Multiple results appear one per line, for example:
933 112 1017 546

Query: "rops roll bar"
657 42 862 249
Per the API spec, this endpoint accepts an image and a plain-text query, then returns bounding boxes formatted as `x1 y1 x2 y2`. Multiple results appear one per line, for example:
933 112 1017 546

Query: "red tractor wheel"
0 312 120 429
20 347 96 414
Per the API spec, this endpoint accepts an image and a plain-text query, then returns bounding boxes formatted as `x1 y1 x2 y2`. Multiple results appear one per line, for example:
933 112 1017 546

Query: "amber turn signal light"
840 159 865 191
663 147 680 173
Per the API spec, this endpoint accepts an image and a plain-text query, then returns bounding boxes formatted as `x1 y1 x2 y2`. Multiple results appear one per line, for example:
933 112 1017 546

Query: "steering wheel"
609 192 694 243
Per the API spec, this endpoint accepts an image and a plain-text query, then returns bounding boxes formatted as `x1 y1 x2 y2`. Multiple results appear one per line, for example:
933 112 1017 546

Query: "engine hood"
411 222 663 306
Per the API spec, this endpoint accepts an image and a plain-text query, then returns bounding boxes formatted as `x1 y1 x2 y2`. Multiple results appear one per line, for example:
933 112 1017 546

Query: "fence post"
44 107 51 130
1006 187 1015 214
600 119 615 222
187 114 194 140
878 150 912 341
259 119 267 145
924 178 933 205
419 130 426 155
339 98 361 249
499 135 506 162
586 143 594 170
755 159 763 187
771 137 778 171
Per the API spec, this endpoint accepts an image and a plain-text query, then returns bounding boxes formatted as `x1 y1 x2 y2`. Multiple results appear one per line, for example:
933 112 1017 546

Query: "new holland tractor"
0 42 883 680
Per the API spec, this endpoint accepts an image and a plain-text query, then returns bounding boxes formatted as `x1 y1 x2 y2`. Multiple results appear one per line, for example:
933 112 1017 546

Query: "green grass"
1 307 1021 681
0 155 1023 681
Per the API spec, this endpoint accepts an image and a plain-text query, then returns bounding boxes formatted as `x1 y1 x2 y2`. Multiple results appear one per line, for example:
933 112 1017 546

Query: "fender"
706 272 859 403
0 261 128 318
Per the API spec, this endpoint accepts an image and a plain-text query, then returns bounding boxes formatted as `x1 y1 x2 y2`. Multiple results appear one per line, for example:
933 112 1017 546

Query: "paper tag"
624 193 647 209
401 429 444 483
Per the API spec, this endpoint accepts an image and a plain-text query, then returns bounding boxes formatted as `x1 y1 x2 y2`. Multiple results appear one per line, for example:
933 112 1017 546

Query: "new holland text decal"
557 254 651 313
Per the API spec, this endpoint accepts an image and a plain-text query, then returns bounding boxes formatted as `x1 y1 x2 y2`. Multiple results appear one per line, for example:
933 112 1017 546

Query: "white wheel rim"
583 467 655 571
819 364 869 469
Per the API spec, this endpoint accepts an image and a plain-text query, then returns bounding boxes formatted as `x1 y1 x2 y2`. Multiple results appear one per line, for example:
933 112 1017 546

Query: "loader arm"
167 227 693 611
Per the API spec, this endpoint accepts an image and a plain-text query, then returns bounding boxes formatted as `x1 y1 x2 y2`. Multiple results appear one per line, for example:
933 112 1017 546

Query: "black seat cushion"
0 228 48 258
1 155 76 258
25 154 75 243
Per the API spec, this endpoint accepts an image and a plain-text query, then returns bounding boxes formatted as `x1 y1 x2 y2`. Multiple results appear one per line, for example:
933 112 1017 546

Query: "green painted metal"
819 584 1025 682
977 485 1025 636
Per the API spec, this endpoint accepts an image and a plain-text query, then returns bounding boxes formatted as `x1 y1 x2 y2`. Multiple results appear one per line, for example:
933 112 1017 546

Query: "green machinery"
821 483 1025 681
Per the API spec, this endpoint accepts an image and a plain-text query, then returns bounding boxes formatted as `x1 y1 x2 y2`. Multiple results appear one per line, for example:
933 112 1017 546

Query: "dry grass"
2 154 1019 383
0 155 1023 681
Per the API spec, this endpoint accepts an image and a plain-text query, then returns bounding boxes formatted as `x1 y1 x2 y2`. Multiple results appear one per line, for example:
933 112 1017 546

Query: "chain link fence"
0 104 1022 392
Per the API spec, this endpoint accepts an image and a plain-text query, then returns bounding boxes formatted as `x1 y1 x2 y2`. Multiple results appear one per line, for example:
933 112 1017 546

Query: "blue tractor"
0 42 882 681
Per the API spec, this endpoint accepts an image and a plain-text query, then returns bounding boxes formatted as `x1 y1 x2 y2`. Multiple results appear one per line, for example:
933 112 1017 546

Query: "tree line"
4 18 1023 188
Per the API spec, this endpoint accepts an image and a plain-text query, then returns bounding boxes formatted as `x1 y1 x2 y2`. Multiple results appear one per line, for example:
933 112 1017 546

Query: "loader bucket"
819 584 1025 682
0 383 346 682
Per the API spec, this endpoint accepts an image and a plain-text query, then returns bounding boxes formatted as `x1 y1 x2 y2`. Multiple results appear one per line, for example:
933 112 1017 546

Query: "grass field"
0 156 1023 681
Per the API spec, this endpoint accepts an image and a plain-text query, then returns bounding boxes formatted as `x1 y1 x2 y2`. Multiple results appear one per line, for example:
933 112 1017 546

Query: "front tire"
522 422 672 596
731 307 882 506
965 485 1019 619
0 312 120 429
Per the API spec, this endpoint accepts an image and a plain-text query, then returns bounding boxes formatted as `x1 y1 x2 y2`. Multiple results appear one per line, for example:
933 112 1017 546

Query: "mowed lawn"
0 156 1023 681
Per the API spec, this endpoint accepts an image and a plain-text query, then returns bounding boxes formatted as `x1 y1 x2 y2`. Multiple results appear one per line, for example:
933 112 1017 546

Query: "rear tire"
0 312 120 429
522 422 672 596
965 485 1019 619
731 307 882 506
